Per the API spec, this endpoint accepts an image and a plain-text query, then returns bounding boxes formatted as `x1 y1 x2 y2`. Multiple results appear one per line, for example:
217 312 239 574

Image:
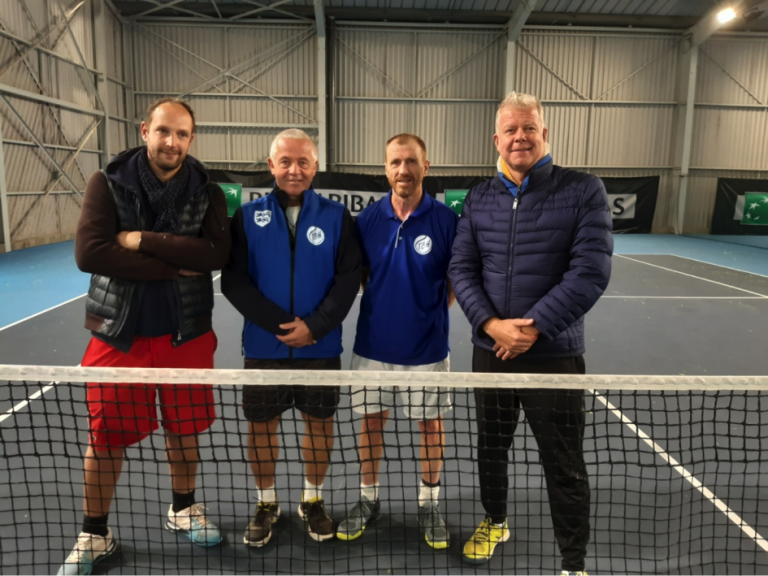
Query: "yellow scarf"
496 156 520 186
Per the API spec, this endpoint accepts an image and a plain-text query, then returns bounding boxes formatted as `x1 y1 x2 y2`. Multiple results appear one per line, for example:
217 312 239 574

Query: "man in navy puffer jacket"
449 92 613 573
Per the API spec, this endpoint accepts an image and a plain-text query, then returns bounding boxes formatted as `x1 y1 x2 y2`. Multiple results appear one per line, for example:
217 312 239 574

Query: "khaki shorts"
349 352 452 420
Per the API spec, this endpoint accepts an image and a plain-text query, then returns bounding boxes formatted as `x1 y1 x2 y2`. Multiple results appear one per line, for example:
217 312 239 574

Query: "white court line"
602 295 768 299
0 382 57 424
1 274 222 333
615 254 768 298
0 293 86 333
666 254 768 280
2 274 223 419
592 390 768 554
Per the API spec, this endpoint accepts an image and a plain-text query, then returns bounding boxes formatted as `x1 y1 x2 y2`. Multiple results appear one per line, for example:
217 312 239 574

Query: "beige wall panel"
545 104 589 167
52 0 94 69
589 105 674 167
4 143 56 191
228 97 317 126
108 81 125 118
336 29 419 98
515 32 593 101
226 26 316 97
592 36 678 102
133 25 226 94
697 38 768 105
106 10 124 81
0 37 43 94
9 193 61 242
57 191 82 236
691 108 768 170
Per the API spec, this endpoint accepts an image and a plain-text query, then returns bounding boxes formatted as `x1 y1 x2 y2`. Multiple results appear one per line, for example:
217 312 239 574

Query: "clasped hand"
483 317 540 361
277 317 317 348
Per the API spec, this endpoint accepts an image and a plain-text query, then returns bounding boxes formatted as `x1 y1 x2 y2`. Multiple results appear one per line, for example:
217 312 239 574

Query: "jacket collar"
494 154 553 195
270 185 315 211
105 146 209 197
382 189 434 220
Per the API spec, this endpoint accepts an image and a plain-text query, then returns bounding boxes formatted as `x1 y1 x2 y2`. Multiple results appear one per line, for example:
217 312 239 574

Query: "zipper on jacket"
505 195 520 318
285 205 298 360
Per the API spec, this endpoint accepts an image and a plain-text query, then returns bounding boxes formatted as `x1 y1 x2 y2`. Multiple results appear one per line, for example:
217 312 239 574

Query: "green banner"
218 183 242 217
445 189 469 216
741 192 768 225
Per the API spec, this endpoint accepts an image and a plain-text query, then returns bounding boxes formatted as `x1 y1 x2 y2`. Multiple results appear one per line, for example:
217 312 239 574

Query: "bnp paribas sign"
740 192 768 225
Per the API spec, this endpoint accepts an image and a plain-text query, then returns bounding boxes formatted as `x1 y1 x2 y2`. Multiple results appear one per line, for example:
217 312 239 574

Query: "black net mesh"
1 366 768 575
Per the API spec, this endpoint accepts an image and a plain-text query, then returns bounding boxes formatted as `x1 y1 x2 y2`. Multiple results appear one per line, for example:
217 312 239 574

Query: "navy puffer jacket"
448 159 613 359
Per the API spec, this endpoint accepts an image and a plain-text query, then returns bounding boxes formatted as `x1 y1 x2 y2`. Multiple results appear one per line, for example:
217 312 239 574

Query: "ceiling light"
717 7 737 23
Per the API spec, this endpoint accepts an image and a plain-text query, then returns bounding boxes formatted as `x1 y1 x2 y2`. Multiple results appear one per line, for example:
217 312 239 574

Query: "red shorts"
82 331 218 449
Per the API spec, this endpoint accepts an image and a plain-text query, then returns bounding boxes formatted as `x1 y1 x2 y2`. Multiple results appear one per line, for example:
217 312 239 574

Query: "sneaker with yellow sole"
462 518 510 564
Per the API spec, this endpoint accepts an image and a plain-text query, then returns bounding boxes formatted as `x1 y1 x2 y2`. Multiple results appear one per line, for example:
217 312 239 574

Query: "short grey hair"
269 129 318 161
495 92 547 133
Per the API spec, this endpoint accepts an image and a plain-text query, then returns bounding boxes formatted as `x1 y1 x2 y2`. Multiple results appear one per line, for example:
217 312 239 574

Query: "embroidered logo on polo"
307 226 325 246
414 235 432 255
253 210 271 227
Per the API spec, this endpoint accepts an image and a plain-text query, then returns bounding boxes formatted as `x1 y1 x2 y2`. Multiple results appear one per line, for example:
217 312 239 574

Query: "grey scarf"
138 149 191 233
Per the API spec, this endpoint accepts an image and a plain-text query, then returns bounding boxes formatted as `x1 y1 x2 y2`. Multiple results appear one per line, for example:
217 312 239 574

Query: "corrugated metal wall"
684 36 768 233
0 0 110 250
130 22 318 170
3 6 768 247
333 25 505 176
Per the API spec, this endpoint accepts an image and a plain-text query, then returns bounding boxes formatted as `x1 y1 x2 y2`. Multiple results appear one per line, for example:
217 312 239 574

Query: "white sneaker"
57 528 117 576
165 503 223 546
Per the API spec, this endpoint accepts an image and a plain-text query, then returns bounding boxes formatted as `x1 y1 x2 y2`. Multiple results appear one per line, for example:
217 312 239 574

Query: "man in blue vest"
222 129 360 546
449 93 612 572
336 134 458 550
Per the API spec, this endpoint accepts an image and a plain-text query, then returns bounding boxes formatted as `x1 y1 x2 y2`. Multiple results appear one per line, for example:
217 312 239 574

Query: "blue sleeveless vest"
241 189 345 359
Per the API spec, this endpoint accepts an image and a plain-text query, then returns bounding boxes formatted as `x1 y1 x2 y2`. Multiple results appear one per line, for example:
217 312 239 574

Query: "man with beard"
336 134 458 550
222 129 360 546
59 98 230 576
449 92 612 573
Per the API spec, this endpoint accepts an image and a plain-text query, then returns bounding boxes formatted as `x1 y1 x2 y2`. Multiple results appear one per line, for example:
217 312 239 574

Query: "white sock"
303 478 324 502
257 486 277 504
418 480 440 507
360 482 379 502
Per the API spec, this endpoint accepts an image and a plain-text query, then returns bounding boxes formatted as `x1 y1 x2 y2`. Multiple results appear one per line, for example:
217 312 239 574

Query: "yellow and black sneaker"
462 518 510 564
298 497 335 542
243 502 280 547
417 501 450 549
336 498 381 541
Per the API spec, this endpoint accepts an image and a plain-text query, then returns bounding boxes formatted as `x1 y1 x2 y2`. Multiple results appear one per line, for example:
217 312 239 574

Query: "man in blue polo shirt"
336 134 458 550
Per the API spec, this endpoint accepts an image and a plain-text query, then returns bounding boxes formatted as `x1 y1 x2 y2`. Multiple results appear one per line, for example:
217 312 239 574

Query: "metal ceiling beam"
0 83 104 117
688 3 742 47
94 0 111 166
0 112 10 251
130 0 186 20
314 0 326 171
506 1 538 93
231 0 307 22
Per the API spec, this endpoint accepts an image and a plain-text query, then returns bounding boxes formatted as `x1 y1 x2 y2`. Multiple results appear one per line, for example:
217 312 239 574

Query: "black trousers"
473 346 590 572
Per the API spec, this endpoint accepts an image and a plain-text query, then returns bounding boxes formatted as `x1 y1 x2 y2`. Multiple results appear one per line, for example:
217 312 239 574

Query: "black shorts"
242 357 341 422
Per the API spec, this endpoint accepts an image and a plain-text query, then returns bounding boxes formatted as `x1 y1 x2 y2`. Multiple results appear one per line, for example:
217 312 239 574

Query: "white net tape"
2 364 768 390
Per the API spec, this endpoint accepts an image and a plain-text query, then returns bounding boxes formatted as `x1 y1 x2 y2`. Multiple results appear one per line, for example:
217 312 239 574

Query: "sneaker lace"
187 503 211 527
473 520 493 544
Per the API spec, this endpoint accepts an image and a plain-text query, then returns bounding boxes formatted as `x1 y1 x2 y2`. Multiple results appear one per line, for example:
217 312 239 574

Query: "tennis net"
2 365 768 575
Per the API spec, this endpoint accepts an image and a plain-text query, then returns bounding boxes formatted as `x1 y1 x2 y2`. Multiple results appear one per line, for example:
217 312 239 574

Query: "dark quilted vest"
85 170 214 341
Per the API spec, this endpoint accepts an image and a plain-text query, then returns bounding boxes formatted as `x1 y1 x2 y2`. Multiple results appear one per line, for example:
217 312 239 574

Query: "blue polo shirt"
353 191 459 365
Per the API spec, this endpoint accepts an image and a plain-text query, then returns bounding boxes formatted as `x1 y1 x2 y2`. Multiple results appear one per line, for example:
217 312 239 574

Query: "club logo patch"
414 235 432 255
307 226 325 246
253 210 271 227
